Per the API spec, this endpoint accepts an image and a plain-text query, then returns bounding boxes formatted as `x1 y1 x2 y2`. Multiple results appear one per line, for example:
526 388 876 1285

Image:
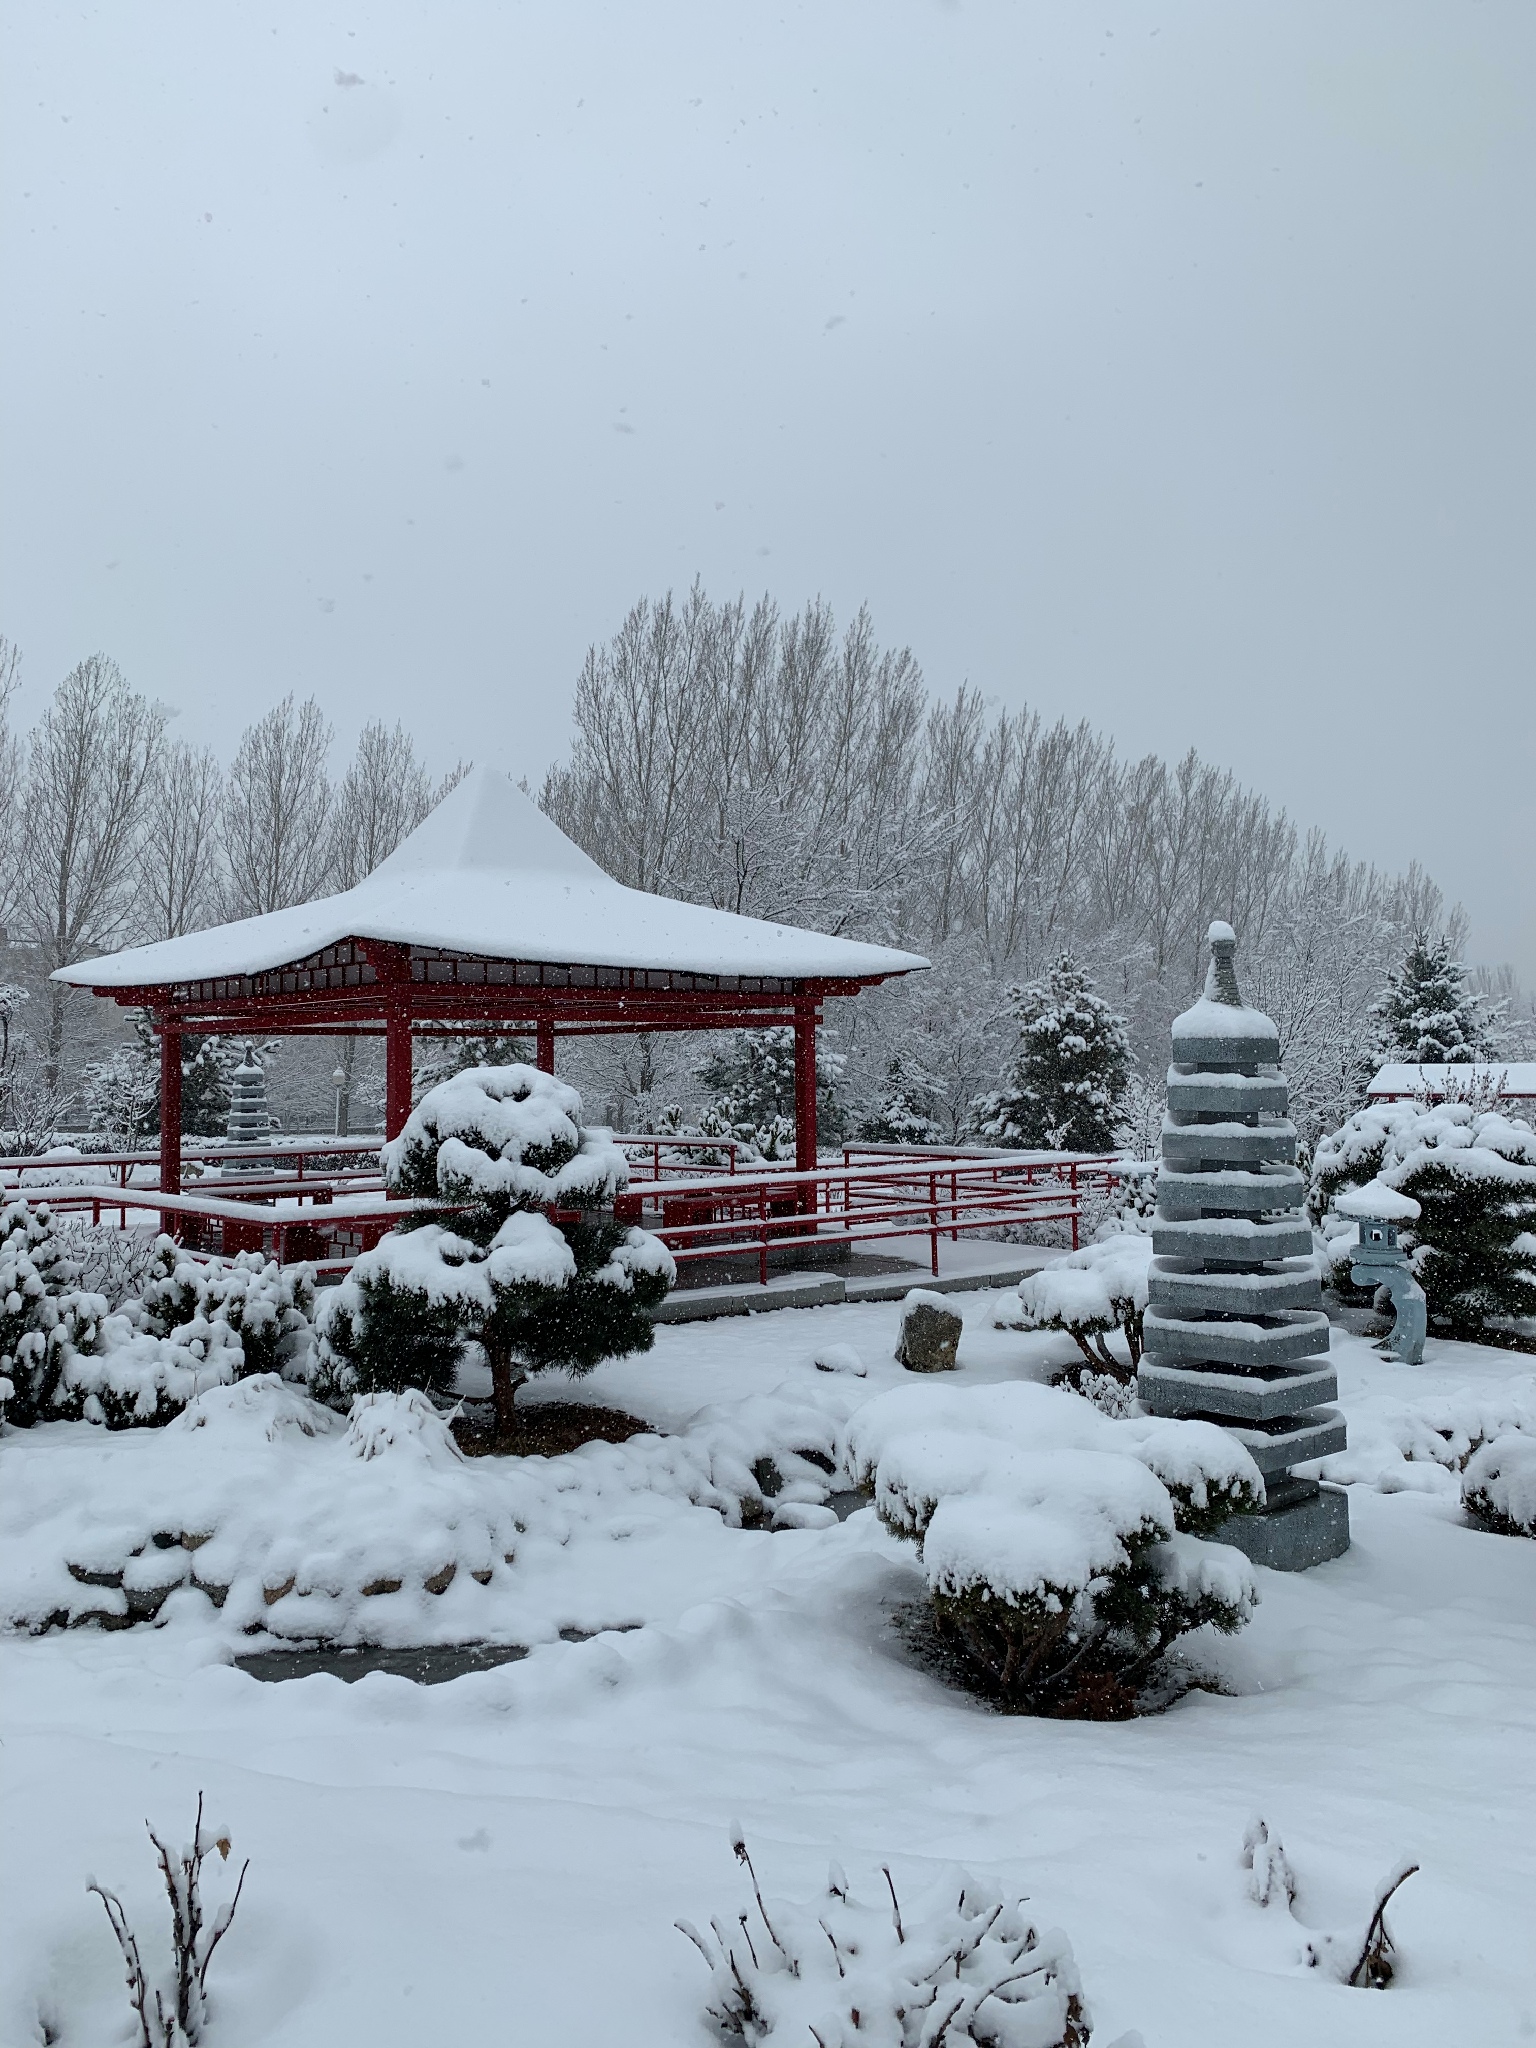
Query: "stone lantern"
1335 1179 1427 1365
1137 922 1350 1569
223 1044 273 1175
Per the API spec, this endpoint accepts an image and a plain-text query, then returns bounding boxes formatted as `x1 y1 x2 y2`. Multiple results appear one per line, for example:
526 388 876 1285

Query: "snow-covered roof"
55 768 930 991
1368 1063 1536 1102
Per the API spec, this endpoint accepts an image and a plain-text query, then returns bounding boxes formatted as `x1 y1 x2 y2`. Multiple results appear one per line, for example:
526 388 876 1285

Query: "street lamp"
333 1064 347 1139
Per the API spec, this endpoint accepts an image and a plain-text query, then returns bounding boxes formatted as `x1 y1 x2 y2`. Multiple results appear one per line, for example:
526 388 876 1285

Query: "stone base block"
1216 1482 1350 1572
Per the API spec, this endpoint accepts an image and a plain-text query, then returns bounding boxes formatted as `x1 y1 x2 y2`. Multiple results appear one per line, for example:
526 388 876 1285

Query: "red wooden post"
535 1019 555 1074
385 1006 413 1139
792 996 819 1180
158 1020 182 1197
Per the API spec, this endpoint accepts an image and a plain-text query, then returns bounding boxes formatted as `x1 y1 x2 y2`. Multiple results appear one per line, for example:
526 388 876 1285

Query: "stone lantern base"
1216 1479 1351 1572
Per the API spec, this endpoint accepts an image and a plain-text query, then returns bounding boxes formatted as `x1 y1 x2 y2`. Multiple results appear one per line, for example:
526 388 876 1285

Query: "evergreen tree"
696 1026 846 1151
1372 933 1498 1065
857 1051 942 1145
972 955 1130 1152
316 1066 673 1440
1311 1100 1536 1337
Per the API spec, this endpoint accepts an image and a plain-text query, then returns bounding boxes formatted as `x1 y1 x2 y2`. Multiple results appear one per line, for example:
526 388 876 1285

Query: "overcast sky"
3 2 1532 977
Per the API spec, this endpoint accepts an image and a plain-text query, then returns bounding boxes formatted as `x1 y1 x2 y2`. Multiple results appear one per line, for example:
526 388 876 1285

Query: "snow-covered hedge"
843 1382 1260 1714
322 1067 674 1434
995 1234 1152 1386
1311 1101 1536 1336
680 1833 1113 2047
1462 1431 1536 1537
0 1201 319 1430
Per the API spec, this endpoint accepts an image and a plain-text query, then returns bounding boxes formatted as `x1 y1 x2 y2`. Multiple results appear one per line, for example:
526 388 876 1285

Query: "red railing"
617 1150 1122 1283
3 1141 1125 1284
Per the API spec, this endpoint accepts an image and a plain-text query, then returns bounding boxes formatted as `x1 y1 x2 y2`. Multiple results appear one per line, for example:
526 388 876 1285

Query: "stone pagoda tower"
1137 922 1349 1569
222 1043 273 1173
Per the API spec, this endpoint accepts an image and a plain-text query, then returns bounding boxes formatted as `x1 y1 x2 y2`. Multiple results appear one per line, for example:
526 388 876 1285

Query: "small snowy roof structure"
55 767 929 991
1368 1063 1536 1104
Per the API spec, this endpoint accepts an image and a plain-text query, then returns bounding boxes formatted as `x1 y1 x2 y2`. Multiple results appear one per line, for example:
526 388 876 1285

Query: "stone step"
1166 1070 1288 1117
1152 1217 1313 1264
1142 1306 1330 1368
1157 1164 1305 1220
1160 1122 1297 1169
1137 1359 1339 1423
1148 1260 1322 1316
1168 1027 1280 1066
1216 1482 1350 1571
1222 1407 1348 1476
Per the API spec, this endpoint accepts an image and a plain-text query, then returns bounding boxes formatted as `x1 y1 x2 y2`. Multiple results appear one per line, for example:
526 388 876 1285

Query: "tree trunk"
485 1335 527 1444
45 980 66 1096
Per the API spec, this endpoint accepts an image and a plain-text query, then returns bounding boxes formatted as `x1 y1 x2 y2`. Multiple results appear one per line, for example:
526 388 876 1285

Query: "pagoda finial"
1204 920 1242 1007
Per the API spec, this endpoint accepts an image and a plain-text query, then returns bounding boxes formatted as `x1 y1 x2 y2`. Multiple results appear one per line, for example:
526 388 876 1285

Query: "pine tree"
973 955 1130 1152
857 1051 941 1145
1372 933 1497 1065
316 1066 674 1440
696 1027 846 1151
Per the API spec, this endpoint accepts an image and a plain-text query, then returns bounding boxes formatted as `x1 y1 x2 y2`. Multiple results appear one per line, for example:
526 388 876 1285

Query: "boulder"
895 1291 962 1373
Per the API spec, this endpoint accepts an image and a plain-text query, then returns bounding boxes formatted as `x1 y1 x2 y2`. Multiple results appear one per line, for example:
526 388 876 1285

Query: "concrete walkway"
649 1243 1059 1323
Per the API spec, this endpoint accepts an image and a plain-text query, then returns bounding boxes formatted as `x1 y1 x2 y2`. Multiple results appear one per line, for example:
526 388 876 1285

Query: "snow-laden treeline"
541 587 1502 1139
0 599 1525 1148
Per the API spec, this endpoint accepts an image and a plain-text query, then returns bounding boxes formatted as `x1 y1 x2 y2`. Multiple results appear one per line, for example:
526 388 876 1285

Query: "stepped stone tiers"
222 1044 273 1174
1137 923 1349 1570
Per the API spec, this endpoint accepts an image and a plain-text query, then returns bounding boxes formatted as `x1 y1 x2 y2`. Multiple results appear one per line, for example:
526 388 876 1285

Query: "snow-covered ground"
3 1296 1535 2046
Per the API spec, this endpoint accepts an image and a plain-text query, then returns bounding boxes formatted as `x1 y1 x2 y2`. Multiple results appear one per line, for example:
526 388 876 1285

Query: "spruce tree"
973 955 1130 1151
1373 933 1496 1064
697 1026 845 1151
858 1051 941 1145
317 1066 673 1440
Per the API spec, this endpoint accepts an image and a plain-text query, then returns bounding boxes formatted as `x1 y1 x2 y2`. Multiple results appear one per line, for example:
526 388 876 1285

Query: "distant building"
1368 1062 1536 1110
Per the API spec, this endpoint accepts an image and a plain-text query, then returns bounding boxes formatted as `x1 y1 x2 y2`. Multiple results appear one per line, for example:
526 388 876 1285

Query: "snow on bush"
678 1830 1110 2047
0 1202 319 1431
994 1235 1152 1386
320 1066 674 1435
0 1369 850 1635
1310 1101 1536 1335
1461 1430 1536 1536
843 1382 1260 1714
1315 1375 1536 1497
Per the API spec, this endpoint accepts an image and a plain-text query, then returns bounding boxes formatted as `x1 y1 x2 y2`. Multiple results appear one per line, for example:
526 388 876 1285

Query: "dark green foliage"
928 1529 1250 1718
697 1026 845 1148
1372 932 1497 1064
319 1067 674 1433
973 955 1131 1152
316 1267 464 1401
858 1052 942 1144
1311 1101 1536 1334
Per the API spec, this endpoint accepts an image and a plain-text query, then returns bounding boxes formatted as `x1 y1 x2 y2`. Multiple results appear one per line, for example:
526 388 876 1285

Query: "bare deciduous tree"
139 741 224 940
15 654 165 1088
221 694 334 916
326 722 468 1130
328 720 466 889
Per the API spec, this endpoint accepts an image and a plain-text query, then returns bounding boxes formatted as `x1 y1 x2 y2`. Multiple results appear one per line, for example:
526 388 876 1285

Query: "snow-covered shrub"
318 1065 674 1436
1461 1431 1536 1535
995 1234 1152 1387
844 1382 1260 1715
52 1219 171 1309
678 1831 1100 2047
0 1201 320 1430
973 956 1130 1153
1311 1101 1536 1335
130 1248 318 1386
